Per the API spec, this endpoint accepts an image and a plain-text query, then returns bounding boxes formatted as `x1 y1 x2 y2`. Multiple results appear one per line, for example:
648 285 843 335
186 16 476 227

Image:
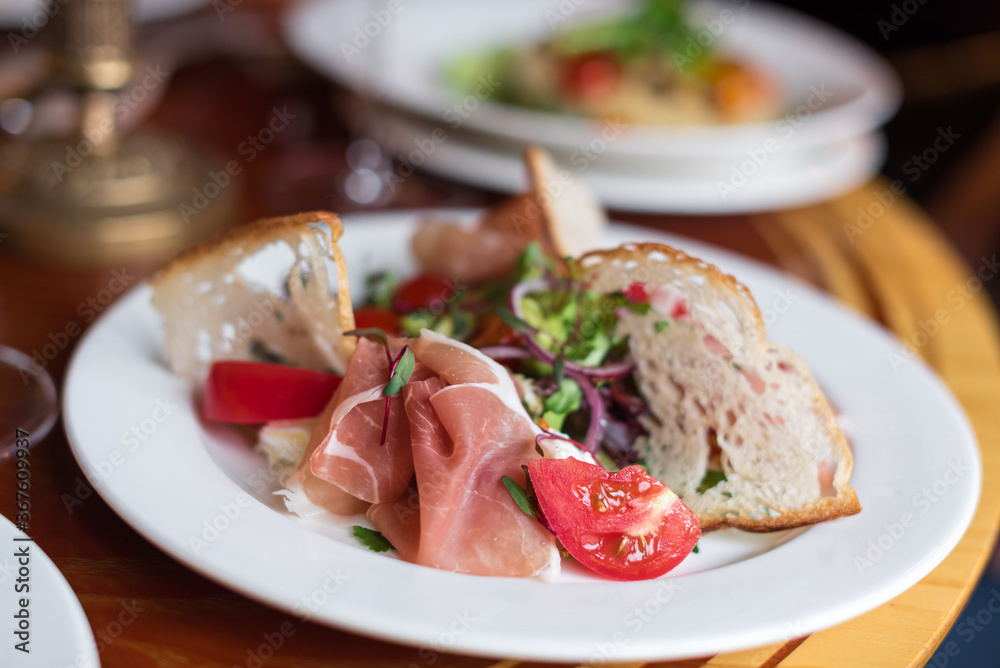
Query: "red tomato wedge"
527 458 701 581
203 361 341 424
354 307 401 335
392 274 454 314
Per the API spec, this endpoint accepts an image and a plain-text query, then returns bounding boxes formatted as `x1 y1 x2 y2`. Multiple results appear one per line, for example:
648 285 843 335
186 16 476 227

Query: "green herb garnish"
496 307 536 335
346 327 389 347
655 320 670 333
502 474 537 519
383 347 415 397
344 327 415 445
352 526 395 552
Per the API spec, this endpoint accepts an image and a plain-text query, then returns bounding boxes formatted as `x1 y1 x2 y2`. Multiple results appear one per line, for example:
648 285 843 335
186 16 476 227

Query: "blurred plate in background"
285 0 900 159
360 103 886 213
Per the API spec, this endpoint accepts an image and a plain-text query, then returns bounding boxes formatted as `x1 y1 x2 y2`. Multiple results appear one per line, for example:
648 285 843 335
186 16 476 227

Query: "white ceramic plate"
365 105 885 213
63 213 980 662
285 0 900 158
0 515 98 668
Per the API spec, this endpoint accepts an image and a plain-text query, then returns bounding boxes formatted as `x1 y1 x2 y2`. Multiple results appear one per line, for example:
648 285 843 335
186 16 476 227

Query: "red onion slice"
509 278 551 321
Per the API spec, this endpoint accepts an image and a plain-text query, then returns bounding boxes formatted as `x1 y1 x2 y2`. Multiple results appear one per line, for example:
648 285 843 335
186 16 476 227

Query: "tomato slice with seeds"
527 458 701 581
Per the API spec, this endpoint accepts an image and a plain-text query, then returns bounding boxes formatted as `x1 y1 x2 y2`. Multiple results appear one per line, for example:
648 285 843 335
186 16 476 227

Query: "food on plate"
527 457 701 581
152 149 858 583
574 244 860 530
398 233 859 532
447 0 779 126
411 146 605 285
384 331 561 578
202 360 341 424
151 211 355 379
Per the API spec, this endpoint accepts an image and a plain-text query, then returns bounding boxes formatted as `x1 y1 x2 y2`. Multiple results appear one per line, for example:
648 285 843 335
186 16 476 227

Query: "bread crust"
152 211 356 375
578 242 861 532
154 211 341 281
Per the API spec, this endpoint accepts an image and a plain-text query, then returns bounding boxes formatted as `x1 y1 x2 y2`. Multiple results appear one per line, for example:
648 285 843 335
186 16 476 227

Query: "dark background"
776 2 1000 665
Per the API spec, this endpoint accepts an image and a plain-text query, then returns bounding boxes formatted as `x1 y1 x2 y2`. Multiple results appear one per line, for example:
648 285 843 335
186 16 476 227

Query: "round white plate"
0 515 98 668
285 0 900 158
367 105 885 213
63 213 980 662
0 0 209 24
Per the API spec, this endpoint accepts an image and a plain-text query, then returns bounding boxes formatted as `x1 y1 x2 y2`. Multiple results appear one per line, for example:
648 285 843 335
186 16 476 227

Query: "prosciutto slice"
288 388 370 516
403 331 560 578
366 482 421 562
309 339 432 504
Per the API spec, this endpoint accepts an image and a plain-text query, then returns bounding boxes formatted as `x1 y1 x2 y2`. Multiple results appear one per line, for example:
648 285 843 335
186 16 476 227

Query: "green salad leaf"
542 377 583 431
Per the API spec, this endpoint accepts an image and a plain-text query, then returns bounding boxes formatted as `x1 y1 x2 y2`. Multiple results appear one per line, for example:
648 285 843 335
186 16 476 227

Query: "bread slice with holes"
151 211 355 380
578 242 860 532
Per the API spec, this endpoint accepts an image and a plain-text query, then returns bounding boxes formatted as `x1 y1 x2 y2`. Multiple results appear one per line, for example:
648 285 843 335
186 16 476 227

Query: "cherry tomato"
354 307 401 335
392 274 454 313
203 361 341 424
561 52 621 101
527 458 701 581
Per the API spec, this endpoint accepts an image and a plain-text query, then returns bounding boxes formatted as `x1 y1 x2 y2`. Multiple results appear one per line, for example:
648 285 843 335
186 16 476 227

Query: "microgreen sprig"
345 327 416 446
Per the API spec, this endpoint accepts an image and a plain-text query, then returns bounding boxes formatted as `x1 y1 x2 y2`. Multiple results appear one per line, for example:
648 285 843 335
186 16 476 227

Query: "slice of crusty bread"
151 211 355 379
411 147 605 283
578 242 861 532
523 145 605 258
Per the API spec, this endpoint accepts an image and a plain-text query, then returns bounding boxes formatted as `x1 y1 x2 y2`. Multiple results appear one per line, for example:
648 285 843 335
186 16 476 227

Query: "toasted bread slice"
151 211 355 379
578 243 860 532
524 145 605 258
411 147 605 283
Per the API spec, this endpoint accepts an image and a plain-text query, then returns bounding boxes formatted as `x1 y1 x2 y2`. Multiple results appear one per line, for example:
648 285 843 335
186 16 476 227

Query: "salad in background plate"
447 0 780 126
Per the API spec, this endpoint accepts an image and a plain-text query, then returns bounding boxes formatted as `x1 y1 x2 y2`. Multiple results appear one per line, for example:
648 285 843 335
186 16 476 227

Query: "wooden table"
2 50 999 668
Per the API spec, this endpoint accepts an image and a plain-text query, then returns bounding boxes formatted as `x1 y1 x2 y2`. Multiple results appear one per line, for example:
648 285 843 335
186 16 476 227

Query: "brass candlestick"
0 0 235 265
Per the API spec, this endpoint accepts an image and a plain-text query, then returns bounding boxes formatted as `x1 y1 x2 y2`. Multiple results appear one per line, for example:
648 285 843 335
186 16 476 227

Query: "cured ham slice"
280 387 370 517
403 332 560 579
309 339 433 504
366 482 421 562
